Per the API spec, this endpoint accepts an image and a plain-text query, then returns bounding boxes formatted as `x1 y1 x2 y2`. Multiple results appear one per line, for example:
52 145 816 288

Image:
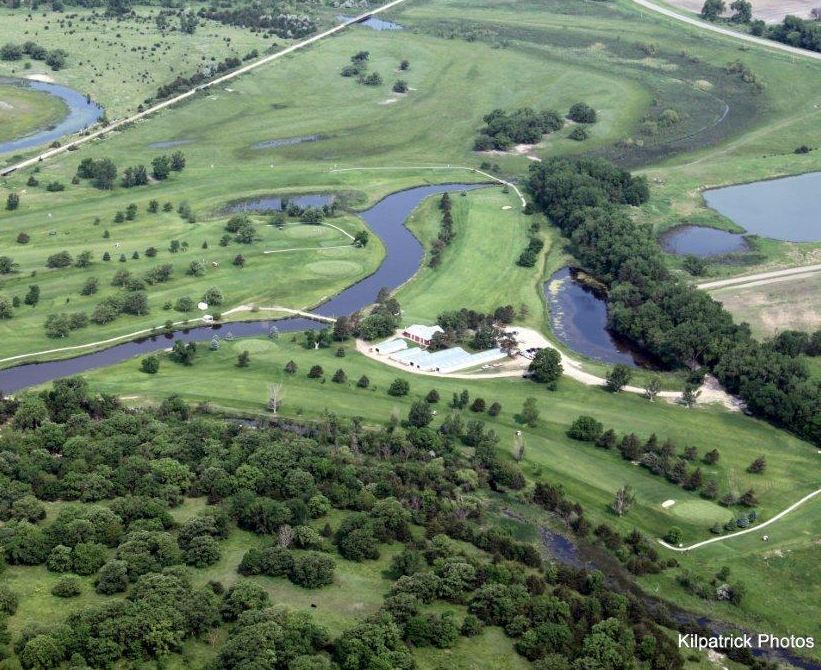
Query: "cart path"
658 488 821 552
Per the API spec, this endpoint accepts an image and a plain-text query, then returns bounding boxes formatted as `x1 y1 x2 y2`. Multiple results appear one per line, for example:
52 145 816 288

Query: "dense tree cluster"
0 41 68 70
428 193 455 268
528 158 821 444
197 7 315 38
152 54 255 101
474 108 564 151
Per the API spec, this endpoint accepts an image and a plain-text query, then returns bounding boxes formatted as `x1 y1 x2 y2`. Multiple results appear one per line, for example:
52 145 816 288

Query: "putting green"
667 500 734 526
231 338 276 354
306 260 362 276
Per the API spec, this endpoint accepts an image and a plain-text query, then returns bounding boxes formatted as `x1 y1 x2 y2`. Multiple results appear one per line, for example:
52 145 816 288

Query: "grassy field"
0 83 67 143
708 273 821 337
0 206 383 362
396 187 548 331
0 4 270 117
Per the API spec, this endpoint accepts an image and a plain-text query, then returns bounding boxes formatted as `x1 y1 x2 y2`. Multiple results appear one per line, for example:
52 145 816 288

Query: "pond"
704 172 821 242
0 183 486 393
226 194 334 213
659 225 750 257
0 77 103 155
252 134 323 150
337 15 403 30
545 267 655 368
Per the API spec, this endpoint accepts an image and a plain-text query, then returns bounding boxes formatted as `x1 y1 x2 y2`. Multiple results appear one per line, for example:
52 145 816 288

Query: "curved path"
697 264 821 291
0 0 410 176
631 0 821 62
658 488 821 552
330 165 528 207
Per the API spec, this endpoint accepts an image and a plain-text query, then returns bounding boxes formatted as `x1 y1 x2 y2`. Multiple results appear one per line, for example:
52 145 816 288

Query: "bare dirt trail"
0 0 411 176
697 264 821 290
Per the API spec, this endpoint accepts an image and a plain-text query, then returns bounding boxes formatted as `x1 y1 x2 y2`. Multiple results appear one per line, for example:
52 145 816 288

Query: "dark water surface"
659 225 750 257
226 194 334 213
545 267 653 368
0 78 103 154
704 172 821 242
0 183 484 392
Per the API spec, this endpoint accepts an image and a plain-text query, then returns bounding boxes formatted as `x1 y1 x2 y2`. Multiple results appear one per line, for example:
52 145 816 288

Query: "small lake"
226 194 334 213
0 78 103 155
704 172 821 242
0 183 485 393
252 135 323 150
338 15 403 30
659 225 749 257
545 267 654 368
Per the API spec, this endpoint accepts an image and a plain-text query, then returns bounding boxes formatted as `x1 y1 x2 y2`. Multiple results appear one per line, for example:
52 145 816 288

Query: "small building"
402 324 443 347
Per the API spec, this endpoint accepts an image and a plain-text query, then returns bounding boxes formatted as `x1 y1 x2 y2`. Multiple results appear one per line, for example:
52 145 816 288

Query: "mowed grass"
0 210 383 363
0 16 658 364
0 4 269 117
0 83 67 142
397 187 549 331
639 504 820 650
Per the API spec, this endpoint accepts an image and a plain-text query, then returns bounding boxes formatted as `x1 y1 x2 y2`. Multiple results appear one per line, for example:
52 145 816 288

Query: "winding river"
0 78 103 155
0 183 484 393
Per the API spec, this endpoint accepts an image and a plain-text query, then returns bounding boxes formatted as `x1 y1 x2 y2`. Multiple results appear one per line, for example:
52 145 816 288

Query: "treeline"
0 380 692 670
197 7 316 39
76 152 185 189
435 304 516 351
428 192 454 268
763 15 821 53
528 158 821 444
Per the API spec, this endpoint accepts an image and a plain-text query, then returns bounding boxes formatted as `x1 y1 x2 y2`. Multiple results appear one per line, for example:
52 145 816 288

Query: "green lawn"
397 187 549 331
0 83 67 143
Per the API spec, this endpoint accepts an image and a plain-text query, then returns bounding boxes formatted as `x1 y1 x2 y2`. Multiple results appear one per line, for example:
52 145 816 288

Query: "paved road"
658 488 820 552
697 264 821 290
631 0 821 61
0 0 410 176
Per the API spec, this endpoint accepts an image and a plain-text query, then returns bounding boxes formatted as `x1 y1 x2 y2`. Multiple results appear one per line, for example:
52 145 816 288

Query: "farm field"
709 272 821 337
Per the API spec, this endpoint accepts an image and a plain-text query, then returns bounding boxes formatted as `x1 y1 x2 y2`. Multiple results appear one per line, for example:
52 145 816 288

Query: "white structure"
402 324 444 347
374 338 408 355
388 345 506 373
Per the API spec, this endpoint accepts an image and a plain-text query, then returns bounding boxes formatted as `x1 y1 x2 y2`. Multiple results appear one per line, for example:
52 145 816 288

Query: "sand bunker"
662 500 676 508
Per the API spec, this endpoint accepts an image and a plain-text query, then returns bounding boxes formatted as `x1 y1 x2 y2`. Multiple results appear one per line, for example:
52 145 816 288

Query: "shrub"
388 378 410 396
51 575 82 598
567 415 604 442
568 102 597 123
308 365 324 379
289 552 336 588
140 355 160 374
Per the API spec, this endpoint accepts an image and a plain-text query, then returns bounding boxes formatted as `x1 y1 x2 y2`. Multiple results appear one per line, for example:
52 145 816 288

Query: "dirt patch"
25 73 56 83
664 0 816 22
